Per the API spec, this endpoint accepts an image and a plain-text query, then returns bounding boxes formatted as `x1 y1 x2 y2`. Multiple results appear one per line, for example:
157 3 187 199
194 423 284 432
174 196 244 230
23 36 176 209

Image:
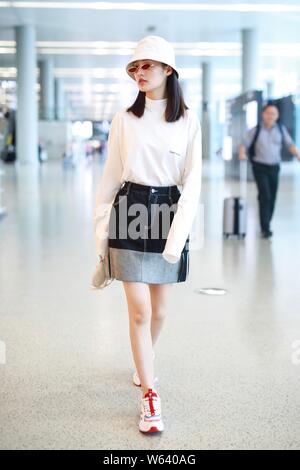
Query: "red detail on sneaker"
147 426 161 433
140 426 161 434
144 388 157 398
143 388 158 416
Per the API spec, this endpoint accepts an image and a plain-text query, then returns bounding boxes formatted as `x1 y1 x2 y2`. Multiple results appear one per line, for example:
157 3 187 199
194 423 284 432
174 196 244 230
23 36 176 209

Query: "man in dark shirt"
239 104 300 238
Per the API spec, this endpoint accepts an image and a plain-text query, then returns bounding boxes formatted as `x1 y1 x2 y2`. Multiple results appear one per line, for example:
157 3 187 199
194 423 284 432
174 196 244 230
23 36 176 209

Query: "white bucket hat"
126 35 179 81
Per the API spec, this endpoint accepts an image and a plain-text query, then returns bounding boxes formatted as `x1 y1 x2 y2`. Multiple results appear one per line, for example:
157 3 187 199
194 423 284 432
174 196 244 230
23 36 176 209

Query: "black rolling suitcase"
0 145 16 163
223 161 247 239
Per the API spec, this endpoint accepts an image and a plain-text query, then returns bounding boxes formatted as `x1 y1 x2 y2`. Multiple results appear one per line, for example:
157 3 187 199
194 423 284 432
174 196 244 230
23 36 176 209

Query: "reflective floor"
0 157 300 450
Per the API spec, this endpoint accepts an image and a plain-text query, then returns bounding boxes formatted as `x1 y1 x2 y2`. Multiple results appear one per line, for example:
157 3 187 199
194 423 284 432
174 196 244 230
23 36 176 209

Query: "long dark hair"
126 63 189 122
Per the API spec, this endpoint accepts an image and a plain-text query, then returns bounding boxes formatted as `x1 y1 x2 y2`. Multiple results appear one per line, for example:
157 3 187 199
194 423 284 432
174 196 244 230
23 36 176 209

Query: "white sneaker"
132 351 157 387
139 388 164 433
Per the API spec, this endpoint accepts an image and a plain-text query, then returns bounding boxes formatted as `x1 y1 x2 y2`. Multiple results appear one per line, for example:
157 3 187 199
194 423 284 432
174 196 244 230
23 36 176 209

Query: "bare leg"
149 283 173 347
122 281 154 396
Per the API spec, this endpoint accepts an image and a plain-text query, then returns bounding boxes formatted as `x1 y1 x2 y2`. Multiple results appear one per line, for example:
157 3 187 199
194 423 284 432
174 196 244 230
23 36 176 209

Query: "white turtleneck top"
93 95 202 264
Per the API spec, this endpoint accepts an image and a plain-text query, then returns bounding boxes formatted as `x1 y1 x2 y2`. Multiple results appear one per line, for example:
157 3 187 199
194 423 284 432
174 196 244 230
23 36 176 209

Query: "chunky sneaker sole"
133 351 157 387
139 388 164 434
140 421 164 433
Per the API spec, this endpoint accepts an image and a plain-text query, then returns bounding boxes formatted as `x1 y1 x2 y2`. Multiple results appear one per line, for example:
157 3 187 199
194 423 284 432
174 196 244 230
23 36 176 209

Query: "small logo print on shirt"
169 150 181 157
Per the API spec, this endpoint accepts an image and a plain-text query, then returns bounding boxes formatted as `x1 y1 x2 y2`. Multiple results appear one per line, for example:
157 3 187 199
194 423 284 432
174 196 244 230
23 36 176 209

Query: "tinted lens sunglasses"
127 62 156 74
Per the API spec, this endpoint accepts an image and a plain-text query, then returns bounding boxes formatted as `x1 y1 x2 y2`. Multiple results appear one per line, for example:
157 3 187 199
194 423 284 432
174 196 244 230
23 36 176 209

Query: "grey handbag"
91 253 114 289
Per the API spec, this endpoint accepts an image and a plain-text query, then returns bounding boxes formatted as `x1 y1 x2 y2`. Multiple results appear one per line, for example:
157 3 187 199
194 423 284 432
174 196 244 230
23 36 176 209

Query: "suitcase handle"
239 160 248 199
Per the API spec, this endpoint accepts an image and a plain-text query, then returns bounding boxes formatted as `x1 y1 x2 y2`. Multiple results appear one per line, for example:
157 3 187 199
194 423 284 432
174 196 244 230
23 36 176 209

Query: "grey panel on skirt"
109 247 183 284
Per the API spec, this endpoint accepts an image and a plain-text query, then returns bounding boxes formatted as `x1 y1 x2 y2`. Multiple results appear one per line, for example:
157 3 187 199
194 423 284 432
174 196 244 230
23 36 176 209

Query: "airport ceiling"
1 0 300 120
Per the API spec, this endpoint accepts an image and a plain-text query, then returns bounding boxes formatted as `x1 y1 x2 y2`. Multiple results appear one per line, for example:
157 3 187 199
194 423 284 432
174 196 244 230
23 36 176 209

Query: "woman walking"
93 35 202 433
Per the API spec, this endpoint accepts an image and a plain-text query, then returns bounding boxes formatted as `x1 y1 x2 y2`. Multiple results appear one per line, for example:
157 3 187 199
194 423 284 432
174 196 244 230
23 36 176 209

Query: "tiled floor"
0 157 300 450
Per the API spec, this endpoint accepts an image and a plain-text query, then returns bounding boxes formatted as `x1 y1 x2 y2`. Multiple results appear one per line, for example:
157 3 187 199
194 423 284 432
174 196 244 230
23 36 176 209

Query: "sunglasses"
127 62 157 74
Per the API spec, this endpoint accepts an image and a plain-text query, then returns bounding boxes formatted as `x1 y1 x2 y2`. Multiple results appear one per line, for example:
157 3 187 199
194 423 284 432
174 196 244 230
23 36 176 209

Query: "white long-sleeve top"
93 95 202 264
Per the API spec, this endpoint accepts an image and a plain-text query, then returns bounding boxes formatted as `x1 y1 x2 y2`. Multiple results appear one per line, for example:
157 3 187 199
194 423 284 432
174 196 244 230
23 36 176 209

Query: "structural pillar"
242 28 259 93
201 62 213 160
55 78 65 120
15 25 38 165
266 81 274 99
39 58 55 120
